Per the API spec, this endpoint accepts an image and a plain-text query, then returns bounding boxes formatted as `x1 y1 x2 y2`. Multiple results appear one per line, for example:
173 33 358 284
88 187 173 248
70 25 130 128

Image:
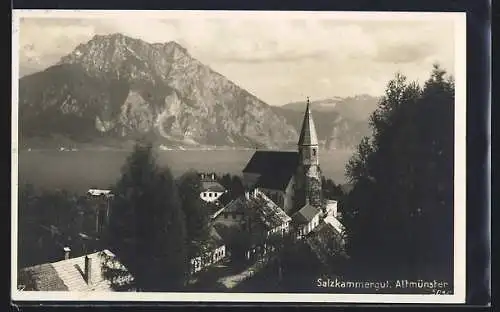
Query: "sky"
16 11 460 106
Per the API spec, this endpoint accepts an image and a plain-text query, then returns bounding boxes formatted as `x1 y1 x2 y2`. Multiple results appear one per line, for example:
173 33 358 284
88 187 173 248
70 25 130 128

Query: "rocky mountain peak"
20 33 300 149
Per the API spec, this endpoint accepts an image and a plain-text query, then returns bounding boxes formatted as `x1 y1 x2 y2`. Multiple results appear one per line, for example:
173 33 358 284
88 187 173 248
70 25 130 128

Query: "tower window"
312 149 317 156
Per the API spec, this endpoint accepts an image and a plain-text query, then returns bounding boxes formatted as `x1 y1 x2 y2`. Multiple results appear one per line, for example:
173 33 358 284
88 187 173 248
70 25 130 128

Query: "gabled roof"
292 203 321 224
18 250 133 291
18 263 68 291
201 181 226 192
323 215 345 234
248 192 291 230
298 98 319 146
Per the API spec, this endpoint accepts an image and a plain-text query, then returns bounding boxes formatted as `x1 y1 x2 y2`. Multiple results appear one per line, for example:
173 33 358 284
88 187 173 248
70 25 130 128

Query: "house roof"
18 263 68 291
249 192 291 230
298 98 319 146
201 181 226 192
292 203 321 224
243 151 298 191
305 217 346 265
323 215 345 234
222 195 247 214
18 250 133 291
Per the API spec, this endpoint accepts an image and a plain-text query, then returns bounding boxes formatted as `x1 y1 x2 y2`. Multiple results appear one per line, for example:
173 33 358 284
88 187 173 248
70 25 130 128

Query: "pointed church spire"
298 97 319 146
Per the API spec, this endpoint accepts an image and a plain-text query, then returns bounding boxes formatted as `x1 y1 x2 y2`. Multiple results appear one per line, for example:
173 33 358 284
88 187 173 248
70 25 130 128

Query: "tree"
219 174 233 190
103 140 188 291
321 177 344 202
343 65 455 281
219 173 245 196
266 232 295 282
230 175 245 196
177 170 210 258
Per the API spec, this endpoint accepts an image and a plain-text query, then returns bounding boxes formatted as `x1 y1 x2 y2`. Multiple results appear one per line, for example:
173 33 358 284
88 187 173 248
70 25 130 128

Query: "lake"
17 149 353 194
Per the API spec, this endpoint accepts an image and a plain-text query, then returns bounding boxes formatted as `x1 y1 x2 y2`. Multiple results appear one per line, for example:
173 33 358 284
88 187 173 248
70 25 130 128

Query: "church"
242 98 328 222
215 98 342 242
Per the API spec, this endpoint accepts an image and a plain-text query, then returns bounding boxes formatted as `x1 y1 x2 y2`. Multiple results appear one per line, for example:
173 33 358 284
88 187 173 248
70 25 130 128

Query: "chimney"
63 247 71 260
84 256 92 285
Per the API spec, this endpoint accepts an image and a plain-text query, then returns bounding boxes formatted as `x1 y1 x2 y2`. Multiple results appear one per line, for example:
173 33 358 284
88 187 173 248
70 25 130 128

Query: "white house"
291 202 322 238
190 227 226 274
199 173 226 203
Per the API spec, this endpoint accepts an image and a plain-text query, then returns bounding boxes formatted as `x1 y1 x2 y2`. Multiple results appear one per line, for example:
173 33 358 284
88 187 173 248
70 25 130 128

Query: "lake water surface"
17 149 353 194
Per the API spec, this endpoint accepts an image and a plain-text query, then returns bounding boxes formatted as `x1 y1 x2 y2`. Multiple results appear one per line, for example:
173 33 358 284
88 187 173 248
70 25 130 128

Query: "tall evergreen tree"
177 170 210 258
103 140 188 291
343 65 455 281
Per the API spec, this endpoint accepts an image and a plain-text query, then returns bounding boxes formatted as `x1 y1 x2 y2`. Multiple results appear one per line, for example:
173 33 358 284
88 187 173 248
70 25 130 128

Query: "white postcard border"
11 10 467 304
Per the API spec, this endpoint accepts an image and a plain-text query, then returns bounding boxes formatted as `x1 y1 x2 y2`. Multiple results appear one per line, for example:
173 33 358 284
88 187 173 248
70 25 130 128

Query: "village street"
188 255 276 291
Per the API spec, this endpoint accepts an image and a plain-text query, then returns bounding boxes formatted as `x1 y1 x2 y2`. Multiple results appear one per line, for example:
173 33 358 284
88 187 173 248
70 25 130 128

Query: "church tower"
295 97 323 210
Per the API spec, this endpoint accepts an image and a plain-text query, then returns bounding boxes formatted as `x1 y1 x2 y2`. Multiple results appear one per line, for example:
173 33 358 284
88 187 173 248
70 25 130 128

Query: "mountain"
281 97 345 112
276 95 379 149
18 33 298 150
281 95 380 121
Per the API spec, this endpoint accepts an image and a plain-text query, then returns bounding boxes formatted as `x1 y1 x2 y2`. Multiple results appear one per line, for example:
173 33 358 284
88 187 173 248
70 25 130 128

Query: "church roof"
242 151 298 191
298 98 319 146
255 172 293 191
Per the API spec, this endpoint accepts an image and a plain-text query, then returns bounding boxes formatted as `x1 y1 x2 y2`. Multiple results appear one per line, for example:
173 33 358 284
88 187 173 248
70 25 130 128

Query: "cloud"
374 42 436 64
16 13 458 104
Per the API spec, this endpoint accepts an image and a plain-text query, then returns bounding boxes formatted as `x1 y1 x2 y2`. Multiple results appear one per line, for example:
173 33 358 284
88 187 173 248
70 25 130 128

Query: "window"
209 193 213 197
312 148 317 156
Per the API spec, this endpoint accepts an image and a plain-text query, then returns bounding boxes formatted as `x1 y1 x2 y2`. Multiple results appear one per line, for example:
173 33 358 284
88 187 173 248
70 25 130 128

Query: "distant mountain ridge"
18 33 378 150
276 95 379 150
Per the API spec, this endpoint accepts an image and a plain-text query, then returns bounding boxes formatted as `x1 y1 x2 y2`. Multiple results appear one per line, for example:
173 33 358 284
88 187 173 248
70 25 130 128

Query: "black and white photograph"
11 10 466 303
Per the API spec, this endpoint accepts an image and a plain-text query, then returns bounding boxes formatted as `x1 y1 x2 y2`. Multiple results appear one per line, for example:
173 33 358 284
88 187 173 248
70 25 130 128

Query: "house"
291 202 322 238
17 249 134 291
199 173 226 203
305 215 346 267
190 227 227 274
245 188 291 237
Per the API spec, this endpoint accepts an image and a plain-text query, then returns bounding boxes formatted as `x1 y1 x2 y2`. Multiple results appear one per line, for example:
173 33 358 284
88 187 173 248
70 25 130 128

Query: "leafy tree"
177 170 210 258
230 175 245 196
104 140 188 291
266 232 295 282
219 174 233 190
219 173 245 196
342 65 454 281
322 177 344 200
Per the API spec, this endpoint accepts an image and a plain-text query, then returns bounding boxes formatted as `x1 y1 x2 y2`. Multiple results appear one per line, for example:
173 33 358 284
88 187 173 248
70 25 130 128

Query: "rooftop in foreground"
18 250 134 292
